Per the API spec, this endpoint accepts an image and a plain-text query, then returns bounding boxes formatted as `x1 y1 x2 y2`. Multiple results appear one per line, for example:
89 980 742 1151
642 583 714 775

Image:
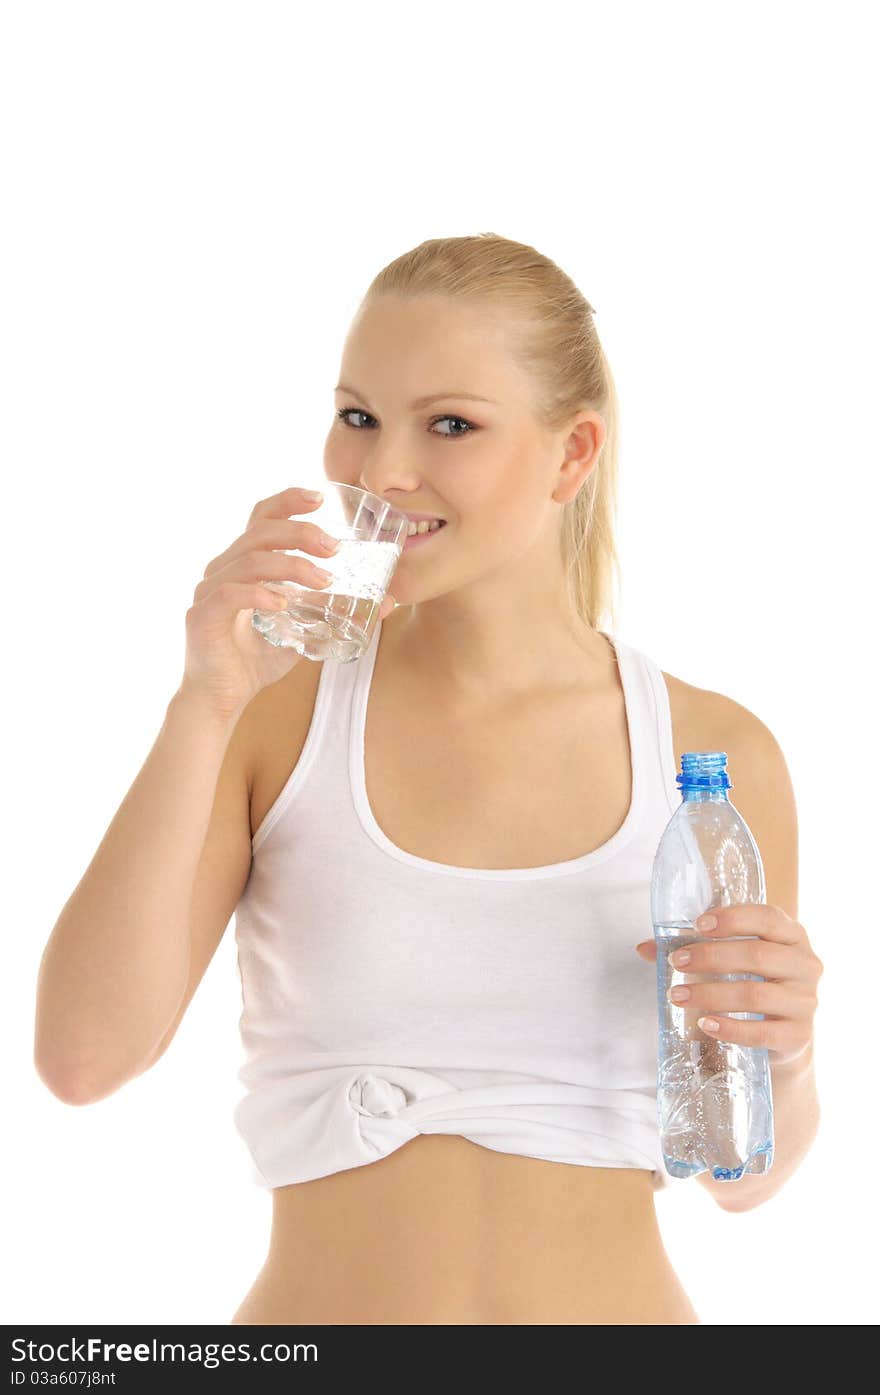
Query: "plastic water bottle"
651 751 774 1182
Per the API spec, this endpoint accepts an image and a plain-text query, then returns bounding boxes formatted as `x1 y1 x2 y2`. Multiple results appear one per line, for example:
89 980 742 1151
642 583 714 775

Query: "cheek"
461 441 540 510
453 489 544 566
323 435 351 471
479 454 547 532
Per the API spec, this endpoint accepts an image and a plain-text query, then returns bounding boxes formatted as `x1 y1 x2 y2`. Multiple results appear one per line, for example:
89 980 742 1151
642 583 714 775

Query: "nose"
356 449 423 503
358 470 420 505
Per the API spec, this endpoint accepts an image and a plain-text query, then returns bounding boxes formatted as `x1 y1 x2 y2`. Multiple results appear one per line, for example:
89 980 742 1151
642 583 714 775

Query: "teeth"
379 518 445 536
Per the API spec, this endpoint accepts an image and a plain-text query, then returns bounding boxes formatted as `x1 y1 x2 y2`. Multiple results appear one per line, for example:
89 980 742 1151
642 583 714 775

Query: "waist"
238 1136 699 1325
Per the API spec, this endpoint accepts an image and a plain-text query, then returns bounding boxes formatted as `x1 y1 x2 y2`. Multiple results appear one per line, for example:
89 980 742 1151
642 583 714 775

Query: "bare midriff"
232 609 711 1325
230 1135 699 1325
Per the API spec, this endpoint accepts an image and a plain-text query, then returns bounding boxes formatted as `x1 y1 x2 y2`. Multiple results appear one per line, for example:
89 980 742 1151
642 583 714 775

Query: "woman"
35 234 821 1325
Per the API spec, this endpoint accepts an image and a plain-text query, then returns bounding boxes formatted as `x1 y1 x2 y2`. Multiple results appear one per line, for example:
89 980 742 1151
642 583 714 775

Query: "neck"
382 600 615 705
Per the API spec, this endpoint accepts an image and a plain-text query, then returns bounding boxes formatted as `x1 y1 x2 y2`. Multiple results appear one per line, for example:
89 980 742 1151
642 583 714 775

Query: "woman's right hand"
177 485 398 720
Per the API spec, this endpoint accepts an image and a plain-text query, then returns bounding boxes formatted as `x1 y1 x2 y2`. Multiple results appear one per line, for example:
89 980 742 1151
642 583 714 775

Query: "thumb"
634 939 657 962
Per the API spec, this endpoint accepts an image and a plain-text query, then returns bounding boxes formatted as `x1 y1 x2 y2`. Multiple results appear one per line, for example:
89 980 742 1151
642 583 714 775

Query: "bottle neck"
677 752 731 800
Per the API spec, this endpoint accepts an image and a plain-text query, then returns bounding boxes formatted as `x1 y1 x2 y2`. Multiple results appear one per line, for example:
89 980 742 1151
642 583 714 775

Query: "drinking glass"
251 482 409 662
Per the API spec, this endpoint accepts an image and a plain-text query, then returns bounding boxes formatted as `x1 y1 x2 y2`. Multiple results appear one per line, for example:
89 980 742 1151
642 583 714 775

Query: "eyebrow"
335 384 498 409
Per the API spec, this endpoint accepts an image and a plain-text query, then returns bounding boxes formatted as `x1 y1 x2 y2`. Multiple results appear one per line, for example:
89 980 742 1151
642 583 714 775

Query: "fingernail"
698 1017 719 1032
320 532 340 552
696 914 717 931
303 489 324 500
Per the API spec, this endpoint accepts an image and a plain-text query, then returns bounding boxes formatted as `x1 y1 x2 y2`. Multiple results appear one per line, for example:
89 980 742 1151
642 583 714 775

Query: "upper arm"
692 690 799 1204
137 655 324 1075
136 699 257 1073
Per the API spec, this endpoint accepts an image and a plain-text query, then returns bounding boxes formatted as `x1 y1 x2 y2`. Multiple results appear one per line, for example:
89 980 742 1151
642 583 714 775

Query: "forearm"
34 687 241 1099
705 1037 820 1211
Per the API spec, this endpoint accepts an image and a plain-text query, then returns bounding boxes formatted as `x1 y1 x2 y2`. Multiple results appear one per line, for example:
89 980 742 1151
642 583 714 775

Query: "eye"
335 407 371 429
335 407 476 440
431 415 474 438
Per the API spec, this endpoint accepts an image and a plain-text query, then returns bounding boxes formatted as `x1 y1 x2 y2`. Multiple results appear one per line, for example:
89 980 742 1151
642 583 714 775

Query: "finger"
666 936 796 982
248 485 325 529
195 549 333 603
693 1011 804 1055
189 579 296 625
666 979 807 1018
694 903 801 946
204 516 338 581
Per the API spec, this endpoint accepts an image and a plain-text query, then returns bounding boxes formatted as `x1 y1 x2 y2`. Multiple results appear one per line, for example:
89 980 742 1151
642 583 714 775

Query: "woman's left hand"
635 903 823 1069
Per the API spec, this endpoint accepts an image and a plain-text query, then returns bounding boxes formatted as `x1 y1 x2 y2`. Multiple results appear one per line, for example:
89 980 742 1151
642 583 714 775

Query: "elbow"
714 1191 767 1214
699 1174 771 1213
33 1051 118 1107
34 1038 160 1104
33 1016 155 1105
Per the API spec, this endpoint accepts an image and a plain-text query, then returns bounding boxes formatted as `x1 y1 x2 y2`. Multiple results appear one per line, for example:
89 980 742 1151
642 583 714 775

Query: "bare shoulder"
660 663 798 919
660 664 785 755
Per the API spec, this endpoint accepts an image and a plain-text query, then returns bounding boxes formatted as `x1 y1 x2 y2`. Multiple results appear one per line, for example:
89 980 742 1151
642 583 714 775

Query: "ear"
554 410 607 502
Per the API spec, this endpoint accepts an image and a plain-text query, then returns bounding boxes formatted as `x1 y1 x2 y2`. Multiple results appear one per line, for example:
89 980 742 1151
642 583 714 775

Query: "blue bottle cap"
676 751 732 791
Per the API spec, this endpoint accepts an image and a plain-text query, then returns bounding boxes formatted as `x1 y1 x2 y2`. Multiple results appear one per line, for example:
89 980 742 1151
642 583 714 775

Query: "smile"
402 520 447 550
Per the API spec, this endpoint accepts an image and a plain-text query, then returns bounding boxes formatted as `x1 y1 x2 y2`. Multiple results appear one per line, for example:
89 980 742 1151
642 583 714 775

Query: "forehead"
343 295 528 396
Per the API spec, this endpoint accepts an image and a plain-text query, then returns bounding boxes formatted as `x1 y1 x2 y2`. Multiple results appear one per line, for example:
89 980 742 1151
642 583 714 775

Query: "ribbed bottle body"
651 753 774 1182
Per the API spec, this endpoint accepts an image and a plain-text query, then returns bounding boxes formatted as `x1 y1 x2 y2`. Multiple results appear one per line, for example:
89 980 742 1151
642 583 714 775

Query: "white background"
3 0 876 1326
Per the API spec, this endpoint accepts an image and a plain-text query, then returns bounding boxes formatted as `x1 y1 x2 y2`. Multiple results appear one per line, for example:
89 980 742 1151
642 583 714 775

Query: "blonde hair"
363 232 621 636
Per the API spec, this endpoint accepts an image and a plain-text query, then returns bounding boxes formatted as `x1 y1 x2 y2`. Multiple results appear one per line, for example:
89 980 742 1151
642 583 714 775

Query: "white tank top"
232 616 689 1194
